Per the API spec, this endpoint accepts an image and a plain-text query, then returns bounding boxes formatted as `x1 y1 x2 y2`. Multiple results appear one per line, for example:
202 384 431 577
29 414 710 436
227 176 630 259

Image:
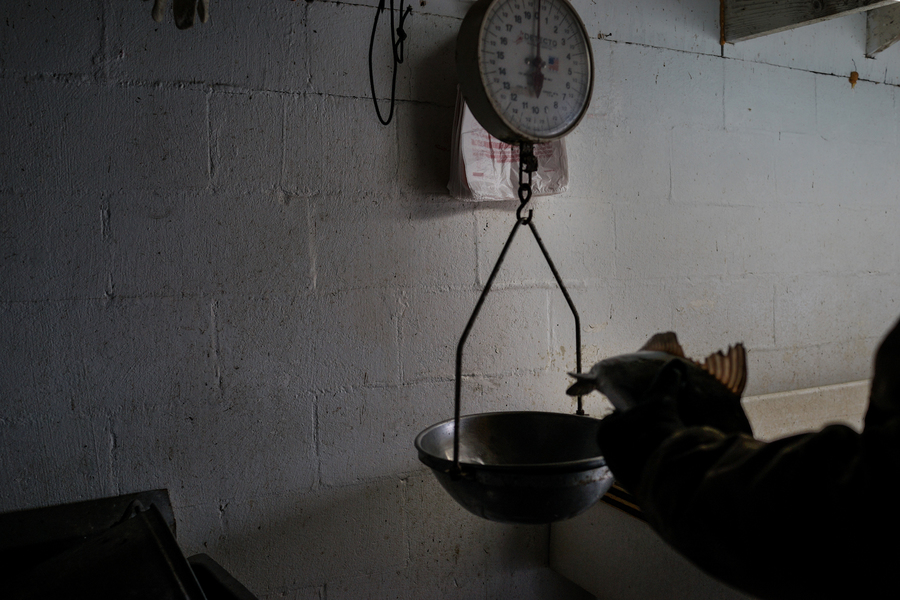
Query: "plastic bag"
448 87 568 201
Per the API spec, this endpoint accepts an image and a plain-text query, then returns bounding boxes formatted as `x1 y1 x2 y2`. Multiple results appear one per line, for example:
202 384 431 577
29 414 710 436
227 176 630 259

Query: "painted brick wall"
2 1 900 598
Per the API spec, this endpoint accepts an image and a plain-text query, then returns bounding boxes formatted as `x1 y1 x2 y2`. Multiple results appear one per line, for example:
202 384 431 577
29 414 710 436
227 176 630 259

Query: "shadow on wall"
204 473 554 597
200 479 406 593
404 37 464 217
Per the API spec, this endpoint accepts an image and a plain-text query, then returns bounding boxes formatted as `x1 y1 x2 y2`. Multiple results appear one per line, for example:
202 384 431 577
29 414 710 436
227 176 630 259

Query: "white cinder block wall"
2 1 900 598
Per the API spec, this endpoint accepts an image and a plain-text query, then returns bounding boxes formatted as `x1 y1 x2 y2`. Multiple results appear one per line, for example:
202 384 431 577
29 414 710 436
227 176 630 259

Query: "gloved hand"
149 0 210 29
596 359 688 494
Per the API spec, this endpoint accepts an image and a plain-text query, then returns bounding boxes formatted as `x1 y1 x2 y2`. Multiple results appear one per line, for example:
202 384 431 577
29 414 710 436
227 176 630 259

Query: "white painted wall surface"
1 1 899 598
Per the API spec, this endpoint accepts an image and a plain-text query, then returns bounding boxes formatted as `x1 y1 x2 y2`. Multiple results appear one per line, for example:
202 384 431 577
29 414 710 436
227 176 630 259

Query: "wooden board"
867 4 900 56
722 0 900 43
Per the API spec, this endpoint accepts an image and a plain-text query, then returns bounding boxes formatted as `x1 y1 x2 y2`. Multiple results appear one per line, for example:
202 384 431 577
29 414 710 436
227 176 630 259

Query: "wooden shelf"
721 0 900 57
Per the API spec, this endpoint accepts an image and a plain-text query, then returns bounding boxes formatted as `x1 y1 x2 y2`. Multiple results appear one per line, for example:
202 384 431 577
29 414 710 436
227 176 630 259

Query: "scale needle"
532 0 545 98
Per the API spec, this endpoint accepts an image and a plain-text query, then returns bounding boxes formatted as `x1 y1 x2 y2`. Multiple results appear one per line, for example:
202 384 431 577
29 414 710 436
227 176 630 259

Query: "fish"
567 332 753 435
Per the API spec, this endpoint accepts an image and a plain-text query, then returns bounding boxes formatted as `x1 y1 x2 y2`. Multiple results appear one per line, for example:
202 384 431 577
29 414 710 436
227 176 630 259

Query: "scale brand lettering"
469 131 559 163
517 32 558 49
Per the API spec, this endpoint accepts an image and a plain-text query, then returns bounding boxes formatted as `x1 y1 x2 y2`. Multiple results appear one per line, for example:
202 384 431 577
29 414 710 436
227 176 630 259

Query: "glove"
596 360 687 493
150 0 210 29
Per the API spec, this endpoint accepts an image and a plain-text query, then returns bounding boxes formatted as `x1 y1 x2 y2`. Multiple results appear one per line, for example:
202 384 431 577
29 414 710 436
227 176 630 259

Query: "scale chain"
517 142 537 223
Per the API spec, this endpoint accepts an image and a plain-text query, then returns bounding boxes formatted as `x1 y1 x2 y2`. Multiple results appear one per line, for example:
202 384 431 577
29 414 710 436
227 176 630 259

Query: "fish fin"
639 332 686 358
699 344 747 396
566 372 595 396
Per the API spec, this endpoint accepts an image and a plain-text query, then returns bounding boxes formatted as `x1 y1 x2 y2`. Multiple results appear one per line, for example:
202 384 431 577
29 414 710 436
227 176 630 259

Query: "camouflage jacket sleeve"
596 318 900 600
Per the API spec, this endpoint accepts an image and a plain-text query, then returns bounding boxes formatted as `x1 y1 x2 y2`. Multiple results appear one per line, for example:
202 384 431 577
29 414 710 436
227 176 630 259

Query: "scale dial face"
457 0 594 143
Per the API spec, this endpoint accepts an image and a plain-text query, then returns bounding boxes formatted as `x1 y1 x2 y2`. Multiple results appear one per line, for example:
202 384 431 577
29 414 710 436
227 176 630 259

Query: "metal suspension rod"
453 220 524 472
451 145 587 473
527 220 585 414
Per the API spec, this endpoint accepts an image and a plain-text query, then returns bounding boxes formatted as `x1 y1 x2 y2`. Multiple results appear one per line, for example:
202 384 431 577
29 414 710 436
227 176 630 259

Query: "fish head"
578 351 673 412
567 332 750 433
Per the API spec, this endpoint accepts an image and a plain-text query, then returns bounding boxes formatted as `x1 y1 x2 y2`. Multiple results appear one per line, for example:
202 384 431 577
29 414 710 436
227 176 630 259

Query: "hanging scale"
415 0 611 525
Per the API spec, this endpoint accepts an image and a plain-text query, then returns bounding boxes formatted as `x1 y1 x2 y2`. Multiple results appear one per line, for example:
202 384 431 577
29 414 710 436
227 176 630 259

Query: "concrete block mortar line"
388 367 552 391
301 0 314 92
314 395 323 490
548 291 583 372
217 500 228 538
721 52 727 130
666 130 675 203
206 86 215 182
100 202 111 242
260 585 326 600
105 409 118 498
545 286 561 360
813 73 819 134
392 94 403 191
204 85 453 110
99 190 114 303
771 282 777 349
98 0 109 82
279 93 288 218
301 276 603 296
720 52 900 88
397 289 410 383
3 70 94 88
605 34 900 89
399 474 412 567
601 36 724 61
209 298 223 400
306 192 318 292
470 267 603 294
329 0 463 21
0 68 449 129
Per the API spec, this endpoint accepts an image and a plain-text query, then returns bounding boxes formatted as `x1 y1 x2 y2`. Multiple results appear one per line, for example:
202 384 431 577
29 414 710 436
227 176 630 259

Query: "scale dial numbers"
479 0 592 141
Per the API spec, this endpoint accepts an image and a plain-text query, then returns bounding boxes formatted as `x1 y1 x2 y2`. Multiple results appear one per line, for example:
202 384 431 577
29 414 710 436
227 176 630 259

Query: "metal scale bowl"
415 146 614 524
415 411 612 524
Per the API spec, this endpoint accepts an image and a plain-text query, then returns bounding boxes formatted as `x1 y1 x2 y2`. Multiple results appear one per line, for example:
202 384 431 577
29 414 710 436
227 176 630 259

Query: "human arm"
595 318 900 599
